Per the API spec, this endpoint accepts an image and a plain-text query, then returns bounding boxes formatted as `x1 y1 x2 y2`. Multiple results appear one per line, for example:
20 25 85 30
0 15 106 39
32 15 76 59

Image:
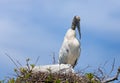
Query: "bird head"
71 16 81 39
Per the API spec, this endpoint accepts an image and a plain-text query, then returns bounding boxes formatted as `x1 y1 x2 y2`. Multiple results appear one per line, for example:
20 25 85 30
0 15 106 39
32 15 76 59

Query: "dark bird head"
71 16 81 39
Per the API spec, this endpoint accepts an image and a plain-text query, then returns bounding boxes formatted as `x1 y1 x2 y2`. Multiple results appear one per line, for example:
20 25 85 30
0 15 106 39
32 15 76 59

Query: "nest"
16 71 89 83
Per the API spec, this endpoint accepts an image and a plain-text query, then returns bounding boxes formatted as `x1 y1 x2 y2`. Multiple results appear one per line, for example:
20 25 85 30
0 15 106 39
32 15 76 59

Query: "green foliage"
8 78 15 83
85 73 100 83
30 64 35 69
85 73 94 81
65 80 69 83
55 79 61 83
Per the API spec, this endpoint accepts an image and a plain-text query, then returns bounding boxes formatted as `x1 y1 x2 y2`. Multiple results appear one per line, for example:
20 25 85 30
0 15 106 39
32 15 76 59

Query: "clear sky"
0 0 120 81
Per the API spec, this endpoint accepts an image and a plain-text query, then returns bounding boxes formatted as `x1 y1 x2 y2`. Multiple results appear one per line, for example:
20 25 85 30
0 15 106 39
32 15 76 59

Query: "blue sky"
0 0 120 81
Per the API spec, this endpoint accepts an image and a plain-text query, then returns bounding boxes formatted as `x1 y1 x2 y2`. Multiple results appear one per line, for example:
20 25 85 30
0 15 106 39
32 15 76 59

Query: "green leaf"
55 79 61 83
85 73 94 80
30 64 35 69
8 78 15 83
25 73 31 79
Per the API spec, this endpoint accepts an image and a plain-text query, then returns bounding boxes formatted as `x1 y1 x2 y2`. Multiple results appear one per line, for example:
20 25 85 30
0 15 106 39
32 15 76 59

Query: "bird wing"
66 38 80 67
72 46 81 68
59 39 70 64
59 38 81 68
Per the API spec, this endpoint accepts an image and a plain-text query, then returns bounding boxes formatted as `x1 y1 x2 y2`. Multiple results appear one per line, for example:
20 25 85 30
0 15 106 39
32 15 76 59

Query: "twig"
98 67 104 77
103 61 108 67
97 67 106 80
35 56 40 65
77 65 90 75
26 58 30 71
109 58 115 75
93 74 101 82
80 65 90 72
102 67 120 83
16 60 22 67
51 52 56 64
5 53 19 70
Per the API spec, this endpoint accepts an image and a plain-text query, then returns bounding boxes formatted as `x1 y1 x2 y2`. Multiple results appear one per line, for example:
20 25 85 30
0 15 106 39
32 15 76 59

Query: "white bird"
59 16 81 68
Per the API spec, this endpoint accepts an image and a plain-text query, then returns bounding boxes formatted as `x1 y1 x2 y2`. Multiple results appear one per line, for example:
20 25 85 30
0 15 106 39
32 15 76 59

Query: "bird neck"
65 29 76 39
71 19 77 30
71 25 76 30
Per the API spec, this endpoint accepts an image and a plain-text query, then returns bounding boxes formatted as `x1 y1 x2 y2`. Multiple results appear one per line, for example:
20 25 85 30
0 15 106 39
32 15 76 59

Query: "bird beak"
77 23 81 39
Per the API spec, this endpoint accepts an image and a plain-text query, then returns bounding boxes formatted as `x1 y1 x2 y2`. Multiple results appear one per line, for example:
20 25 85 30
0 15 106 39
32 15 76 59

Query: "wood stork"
59 16 81 68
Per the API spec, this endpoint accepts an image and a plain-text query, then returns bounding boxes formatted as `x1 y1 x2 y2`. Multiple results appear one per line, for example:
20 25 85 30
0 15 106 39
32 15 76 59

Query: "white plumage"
59 16 81 68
